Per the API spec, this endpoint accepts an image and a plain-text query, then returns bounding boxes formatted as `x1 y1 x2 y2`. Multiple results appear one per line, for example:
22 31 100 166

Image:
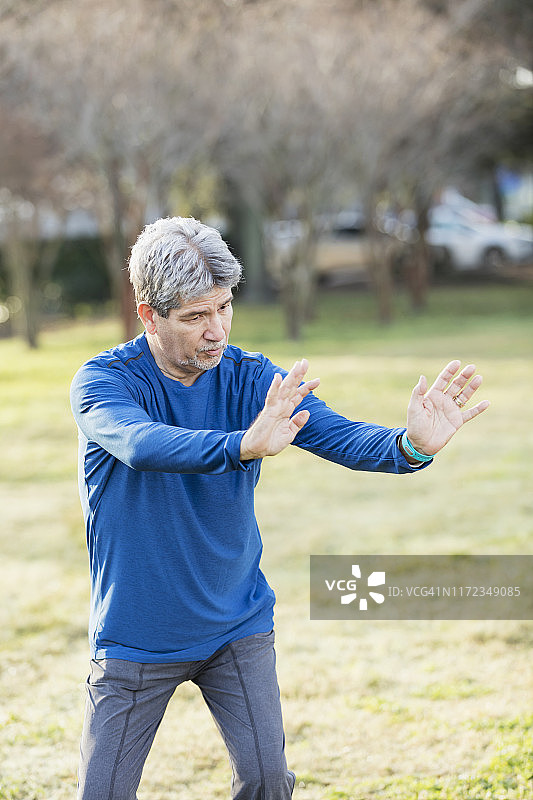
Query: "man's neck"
145 335 202 386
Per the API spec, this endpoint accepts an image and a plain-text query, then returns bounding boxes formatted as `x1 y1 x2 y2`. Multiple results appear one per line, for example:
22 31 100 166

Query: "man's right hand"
240 359 320 461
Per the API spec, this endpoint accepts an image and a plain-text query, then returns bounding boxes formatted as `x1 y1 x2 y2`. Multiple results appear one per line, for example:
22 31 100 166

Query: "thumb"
408 375 427 413
414 374 427 398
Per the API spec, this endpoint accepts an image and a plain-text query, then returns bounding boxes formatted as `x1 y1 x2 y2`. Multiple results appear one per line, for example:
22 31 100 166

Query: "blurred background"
1 2 533 798
0 0 532 346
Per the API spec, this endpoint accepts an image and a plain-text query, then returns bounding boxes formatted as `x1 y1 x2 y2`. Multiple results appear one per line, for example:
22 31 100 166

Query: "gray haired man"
71 216 488 798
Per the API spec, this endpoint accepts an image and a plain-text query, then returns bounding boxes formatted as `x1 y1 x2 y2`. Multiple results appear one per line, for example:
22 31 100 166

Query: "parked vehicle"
265 208 395 286
265 191 533 285
426 205 533 272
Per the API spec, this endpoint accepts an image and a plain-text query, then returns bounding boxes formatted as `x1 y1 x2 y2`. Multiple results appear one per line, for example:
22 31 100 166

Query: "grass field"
1 282 532 799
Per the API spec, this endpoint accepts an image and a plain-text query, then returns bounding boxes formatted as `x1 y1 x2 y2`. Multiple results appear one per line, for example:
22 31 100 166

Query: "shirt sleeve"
70 364 251 474
251 357 430 474
293 391 431 474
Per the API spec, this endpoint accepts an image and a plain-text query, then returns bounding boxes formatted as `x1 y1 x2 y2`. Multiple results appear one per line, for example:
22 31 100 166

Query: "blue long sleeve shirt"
70 334 425 663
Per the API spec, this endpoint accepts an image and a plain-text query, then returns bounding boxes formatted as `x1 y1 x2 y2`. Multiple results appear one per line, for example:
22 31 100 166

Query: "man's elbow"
121 440 152 471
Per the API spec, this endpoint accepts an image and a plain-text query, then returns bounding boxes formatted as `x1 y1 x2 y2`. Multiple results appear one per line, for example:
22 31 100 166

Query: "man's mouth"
199 342 226 358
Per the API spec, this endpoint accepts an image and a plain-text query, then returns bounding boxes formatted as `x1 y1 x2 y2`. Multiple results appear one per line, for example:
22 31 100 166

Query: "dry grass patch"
1 287 532 798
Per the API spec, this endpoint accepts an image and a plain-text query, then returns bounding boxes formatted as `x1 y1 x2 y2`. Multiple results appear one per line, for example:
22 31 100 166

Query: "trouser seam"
107 663 146 800
228 642 266 800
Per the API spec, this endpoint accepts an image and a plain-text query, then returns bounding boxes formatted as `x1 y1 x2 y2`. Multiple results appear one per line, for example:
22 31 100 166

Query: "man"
70 216 489 800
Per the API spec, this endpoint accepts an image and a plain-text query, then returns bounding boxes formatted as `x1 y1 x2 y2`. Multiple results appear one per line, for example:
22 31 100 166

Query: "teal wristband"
401 431 434 463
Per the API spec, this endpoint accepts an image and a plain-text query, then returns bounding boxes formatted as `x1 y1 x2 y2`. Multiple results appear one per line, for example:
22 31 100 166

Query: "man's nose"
204 315 225 341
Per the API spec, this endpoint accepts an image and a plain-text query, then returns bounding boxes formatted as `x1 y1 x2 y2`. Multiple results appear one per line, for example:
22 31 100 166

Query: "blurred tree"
0 103 62 347
333 0 532 317
212 0 355 338
398 0 533 302
3 0 224 339
211 0 524 328
1 0 531 341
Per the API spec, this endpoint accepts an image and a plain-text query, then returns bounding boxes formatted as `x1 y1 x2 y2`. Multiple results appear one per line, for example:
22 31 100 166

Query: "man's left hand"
406 360 490 457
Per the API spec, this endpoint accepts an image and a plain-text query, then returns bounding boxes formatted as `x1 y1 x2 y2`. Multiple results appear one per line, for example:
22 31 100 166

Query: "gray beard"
178 342 226 372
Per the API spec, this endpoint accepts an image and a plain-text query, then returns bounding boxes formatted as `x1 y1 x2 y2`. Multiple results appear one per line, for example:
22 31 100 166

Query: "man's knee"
77 753 141 800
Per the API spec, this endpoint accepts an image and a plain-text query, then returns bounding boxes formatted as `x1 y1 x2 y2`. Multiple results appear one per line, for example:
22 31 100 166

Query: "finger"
281 359 309 394
429 360 462 393
461 399 490 423
289 358 309 380
265 367 318 408
267 363 307 399
451 374 483 406
282 361 318 403
290 408 310 431
445 363 477 399
295 377 320 402
265 371 283 402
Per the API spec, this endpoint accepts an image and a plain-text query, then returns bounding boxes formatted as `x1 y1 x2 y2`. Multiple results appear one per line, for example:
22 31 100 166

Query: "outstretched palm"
240 360 320 461
407 360 489 456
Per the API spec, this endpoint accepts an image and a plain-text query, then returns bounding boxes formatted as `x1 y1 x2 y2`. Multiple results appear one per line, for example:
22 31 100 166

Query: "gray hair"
128 217 242 317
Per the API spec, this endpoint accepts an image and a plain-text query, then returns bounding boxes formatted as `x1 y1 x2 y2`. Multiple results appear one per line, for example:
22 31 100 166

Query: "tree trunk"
105 225 138 342
363 192 394 325
3 213 40 348
104 159 142 341
368 229 394 325
278 219 319 341
9 253 39 347
300 211 319 324
490 167 505 222
225 189 271 304
404 208 430 313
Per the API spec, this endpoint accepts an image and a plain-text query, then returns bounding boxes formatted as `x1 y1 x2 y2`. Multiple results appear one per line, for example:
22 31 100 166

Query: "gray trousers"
77 630 295 800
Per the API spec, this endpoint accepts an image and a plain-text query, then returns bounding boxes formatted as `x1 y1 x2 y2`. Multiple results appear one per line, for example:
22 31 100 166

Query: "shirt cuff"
225 431 256 471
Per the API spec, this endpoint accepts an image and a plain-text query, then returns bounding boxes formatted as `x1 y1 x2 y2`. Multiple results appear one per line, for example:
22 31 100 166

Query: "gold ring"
453 394 466 408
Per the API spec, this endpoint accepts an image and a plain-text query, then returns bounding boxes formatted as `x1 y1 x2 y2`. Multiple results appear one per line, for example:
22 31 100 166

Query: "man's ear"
137 302 158 334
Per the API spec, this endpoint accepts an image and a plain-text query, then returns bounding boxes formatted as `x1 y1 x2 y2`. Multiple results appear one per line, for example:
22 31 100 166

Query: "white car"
426 205 533 272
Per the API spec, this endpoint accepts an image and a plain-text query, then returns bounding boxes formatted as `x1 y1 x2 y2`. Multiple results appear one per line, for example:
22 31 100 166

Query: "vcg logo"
325 563 386 611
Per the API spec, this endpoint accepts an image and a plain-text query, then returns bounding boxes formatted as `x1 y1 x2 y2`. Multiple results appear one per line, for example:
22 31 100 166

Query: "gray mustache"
197 341 226 353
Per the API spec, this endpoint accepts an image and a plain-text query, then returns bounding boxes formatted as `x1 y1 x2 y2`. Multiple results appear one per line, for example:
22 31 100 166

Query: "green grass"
232 280 533 359
1 282 532 798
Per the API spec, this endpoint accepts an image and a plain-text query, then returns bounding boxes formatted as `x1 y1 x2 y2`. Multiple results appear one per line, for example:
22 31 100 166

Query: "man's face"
144 286 234 384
